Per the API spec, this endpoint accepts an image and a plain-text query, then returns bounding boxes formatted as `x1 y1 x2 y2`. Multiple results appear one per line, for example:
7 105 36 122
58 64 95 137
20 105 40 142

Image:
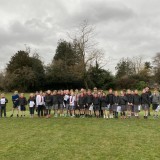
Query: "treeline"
0 21 160 91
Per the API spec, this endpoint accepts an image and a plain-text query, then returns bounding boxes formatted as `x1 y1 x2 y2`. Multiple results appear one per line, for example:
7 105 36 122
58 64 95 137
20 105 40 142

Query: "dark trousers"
1 106 6 117
38 105 44 117
29 107 35 115
114 111 118 118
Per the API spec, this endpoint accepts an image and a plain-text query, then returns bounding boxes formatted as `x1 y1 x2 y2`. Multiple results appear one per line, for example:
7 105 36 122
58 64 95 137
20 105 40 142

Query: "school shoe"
10 114 13 117
17 114 19 117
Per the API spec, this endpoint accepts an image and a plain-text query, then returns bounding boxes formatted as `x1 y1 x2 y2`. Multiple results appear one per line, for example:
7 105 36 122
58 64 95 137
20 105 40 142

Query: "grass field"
0 93 160 160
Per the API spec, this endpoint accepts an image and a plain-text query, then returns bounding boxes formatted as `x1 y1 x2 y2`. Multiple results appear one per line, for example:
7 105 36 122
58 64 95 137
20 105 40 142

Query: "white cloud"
0 0 160 73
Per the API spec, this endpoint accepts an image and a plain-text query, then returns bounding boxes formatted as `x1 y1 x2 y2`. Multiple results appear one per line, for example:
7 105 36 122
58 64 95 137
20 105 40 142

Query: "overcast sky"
0 0 160 72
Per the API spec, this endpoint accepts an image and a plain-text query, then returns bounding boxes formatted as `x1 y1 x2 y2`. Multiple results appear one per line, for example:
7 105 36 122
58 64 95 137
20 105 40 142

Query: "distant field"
0 93 160 160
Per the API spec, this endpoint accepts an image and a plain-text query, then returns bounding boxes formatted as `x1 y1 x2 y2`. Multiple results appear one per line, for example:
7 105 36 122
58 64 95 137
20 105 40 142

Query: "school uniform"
133 94 141 112
106 94 114 111
58 94 64 109
19 97 27 111
86 94 93 109
28 97 36 115
36 94 45 117
64 94 70 110
45 94 53 110
119 96 127 112
101 96 107 110
113 95 119 112
141 93 150 110
12 94 19 108
52 94 59 110
0 97 8 117
74 94 78 110
151 94 160 110
126 94 134 111
78 95 86 109
69 95 76 110
93 97 100 111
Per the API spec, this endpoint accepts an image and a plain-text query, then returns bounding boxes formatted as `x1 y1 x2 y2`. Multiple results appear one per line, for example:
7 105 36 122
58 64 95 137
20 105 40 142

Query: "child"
0 93 8 117
69 91 76 117
78 92 86 118
141 89 150 119
151 90 160 118
113 91 119 119
75 90 80 118
58 90 64 117
10 91 19 117
45 90 53 118
36 91 45 117
101 92 108 119
52 90 59 117
19 93 27 117
106 89 114 119
86 89 93 117
63 90 70 117
93 93 100 118
28 93 36 118
133 90 141 118
119 91 127 119
126 89 134 118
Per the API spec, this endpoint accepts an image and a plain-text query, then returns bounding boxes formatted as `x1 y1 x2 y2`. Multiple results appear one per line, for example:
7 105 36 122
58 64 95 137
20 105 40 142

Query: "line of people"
8 87 160 119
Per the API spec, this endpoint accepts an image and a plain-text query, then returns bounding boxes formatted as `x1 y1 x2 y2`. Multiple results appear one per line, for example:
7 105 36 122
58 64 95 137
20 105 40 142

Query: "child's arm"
5 98 8 104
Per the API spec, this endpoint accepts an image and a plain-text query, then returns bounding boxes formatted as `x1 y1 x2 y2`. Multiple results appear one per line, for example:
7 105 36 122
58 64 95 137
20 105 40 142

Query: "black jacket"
107 94 114 105
19 97 27 106
52 95 58 104
45 94 53 106
100 96 107 107
86 94 93 104
93 97 100 105
133 94 141 105
78 95 86 106
141 93 150 104
119 96 127 105
113 95 119 105
126 94 133 104
58 94 64 104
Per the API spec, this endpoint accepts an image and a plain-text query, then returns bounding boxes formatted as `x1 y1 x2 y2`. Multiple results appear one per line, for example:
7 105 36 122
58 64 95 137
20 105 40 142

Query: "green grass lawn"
0 93 160 160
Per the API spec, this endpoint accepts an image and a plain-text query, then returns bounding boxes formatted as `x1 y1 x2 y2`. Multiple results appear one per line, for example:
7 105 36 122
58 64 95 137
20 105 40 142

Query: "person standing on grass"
101 92 108 119
78 92 86 118
151 90 160 118
141 89 150 119
74 89 79 117
126 89 134 118
86 89 93 118
19 93 27 117
113 91 119 119
0 93 8 118
119 91 127 119
52 90 59 118
36 91 45 117
69 91 76 117
93 93 100 118
58 90 64 117
133 90 141 118
63 90 70 117
10 91 19 117
44 90 53 118
145 87 152 116
106 89 114 119
28 93 36 118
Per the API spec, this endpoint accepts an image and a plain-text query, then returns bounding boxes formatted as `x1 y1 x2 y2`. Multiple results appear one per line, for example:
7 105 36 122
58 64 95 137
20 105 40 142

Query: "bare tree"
68 20 105 88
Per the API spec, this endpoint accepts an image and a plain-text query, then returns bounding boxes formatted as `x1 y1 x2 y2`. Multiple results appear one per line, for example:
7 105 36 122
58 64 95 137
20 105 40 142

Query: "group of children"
6 87 160 119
